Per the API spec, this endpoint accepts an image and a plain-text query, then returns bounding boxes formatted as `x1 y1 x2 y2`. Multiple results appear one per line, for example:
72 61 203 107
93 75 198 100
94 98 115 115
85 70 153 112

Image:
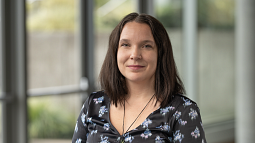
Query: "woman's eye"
121 43 129 47
144 45 152 48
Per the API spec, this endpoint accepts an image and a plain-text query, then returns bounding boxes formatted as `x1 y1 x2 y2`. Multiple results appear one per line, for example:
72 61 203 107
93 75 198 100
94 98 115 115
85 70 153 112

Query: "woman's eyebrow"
119 39 154 44
141 40 154 44
119 39 130 43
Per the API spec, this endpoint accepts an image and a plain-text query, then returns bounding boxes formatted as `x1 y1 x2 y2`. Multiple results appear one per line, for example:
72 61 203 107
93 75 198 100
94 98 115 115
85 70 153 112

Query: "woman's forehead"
120 22 154 42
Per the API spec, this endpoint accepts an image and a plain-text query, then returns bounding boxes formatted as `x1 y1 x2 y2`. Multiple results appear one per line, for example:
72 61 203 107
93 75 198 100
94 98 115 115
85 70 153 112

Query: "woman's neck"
125 79 155 102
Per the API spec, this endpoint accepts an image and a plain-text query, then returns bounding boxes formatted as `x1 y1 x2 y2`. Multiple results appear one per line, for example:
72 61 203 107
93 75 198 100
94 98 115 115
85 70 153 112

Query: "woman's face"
117 21 157 84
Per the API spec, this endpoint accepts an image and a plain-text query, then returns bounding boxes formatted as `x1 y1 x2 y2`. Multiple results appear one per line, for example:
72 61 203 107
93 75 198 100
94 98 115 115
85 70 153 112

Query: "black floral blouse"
72 91 206 143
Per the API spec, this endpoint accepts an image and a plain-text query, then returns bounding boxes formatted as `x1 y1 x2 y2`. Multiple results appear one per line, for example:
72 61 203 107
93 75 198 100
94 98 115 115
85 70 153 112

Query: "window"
26 0 80 142
197 0 235 124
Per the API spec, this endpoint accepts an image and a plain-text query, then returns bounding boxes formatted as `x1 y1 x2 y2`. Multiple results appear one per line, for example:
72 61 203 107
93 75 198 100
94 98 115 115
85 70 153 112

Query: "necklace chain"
122 94 155 135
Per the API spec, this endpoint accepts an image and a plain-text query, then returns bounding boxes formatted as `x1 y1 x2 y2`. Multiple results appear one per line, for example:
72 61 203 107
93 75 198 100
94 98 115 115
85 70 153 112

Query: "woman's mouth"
127 65 145 70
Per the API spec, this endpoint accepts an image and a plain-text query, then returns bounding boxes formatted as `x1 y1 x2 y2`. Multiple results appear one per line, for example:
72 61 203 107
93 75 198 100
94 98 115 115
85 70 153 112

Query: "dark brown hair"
99 12 185 107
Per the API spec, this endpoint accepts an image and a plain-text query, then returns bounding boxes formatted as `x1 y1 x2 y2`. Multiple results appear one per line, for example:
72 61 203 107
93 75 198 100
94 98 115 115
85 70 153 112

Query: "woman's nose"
130 47 141 60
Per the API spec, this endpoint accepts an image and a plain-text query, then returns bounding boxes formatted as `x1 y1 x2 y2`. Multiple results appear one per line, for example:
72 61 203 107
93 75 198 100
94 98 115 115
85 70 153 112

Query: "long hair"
99 12 185 107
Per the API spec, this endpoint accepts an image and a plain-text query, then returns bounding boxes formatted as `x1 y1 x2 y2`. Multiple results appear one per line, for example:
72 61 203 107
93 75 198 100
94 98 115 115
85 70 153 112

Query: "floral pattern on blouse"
141 118 152 128
72 91 207 143
178 119 188 126
156 122 170 132
140 128 152 139
155 135 165 143
172 130 184 143
191 127 200 139
100 135 110 143
93 96 104 104
160 106 175 116
99 106 108 117
173 111 182 120
189 108 198 120
75 138 82 143
103 123 110 131
182 97 192 107
124 132 135 143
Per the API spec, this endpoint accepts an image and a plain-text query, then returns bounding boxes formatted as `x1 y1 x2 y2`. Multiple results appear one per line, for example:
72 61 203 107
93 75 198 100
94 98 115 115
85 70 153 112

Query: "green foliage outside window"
28 102 76 139
155 0 234 29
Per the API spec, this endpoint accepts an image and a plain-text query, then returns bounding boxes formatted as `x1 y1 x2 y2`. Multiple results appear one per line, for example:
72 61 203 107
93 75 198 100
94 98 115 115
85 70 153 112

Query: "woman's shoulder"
167 94 199 110
89 90 106 98
86 90 110 105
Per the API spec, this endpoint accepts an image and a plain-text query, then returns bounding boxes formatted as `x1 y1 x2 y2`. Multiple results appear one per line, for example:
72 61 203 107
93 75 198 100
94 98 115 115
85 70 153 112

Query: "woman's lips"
127 65 145 70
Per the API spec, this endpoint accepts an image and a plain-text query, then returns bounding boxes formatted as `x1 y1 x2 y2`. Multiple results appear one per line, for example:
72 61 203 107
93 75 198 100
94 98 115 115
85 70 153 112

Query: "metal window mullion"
79 0 94 102
137 0 154 16
27 85 85 97
1 0 27 143
183 0 198 102
0 1 4 141
235 0 255 142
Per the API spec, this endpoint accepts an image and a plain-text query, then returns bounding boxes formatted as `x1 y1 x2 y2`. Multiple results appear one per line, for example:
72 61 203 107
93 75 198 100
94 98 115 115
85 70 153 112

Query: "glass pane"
28 94 82 143
0 0 2 96
198 0 235 123
155 0 183 73
94 0 136 89
26 0 80 89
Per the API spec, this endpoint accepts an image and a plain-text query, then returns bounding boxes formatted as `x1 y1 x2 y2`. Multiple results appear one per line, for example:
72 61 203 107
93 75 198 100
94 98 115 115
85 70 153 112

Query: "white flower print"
189 108 198 120
160 106 175 116
124 132 134 143
173 130 184 143
173 111 182 120
155 135 165 143
93 96 104 104
141 118 152 128
178 119 187 125
87 117 96 126
191 127 200 138
91 129 97 135
117 137 121 141
156 122 170 132
141 128 152 139
103 123 110 131
75 121 78 132
100 135 110 143
75 138 82 143
81 113 86 127
182 97 192 107
99 106 108 117
87 117 92 123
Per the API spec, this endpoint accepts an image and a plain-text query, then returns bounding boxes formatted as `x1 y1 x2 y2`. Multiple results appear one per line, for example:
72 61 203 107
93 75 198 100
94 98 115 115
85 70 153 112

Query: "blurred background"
0 0 254 143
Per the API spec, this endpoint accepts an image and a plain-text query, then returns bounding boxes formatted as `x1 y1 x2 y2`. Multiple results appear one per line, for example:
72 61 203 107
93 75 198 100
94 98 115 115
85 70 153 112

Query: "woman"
72 13 206 143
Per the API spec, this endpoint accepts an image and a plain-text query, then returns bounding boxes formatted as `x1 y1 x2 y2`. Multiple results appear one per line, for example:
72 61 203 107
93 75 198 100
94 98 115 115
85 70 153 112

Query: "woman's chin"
126 77 152 84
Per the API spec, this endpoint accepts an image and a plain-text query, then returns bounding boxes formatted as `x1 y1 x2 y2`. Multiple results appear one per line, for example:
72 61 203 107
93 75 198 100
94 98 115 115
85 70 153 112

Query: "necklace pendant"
121 139 125 143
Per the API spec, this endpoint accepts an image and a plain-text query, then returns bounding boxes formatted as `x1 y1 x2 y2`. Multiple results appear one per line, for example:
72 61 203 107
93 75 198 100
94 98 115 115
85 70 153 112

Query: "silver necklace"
121 94 155 142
